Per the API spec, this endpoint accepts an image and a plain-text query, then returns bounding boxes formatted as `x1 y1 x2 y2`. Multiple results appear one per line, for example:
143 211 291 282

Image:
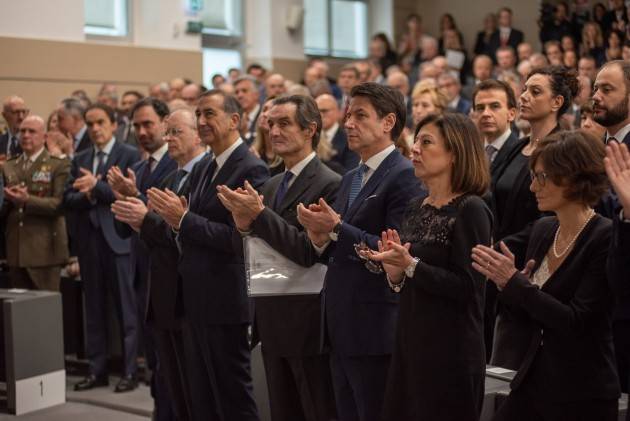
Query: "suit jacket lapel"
103 142 122 174
277 158 319 213
148 154 175 187
343 149 400 221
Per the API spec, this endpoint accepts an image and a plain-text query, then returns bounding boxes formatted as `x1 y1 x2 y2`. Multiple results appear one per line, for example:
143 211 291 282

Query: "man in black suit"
234 76 262 146
471 79 519 361
439 73 472 116
487 7 524 60
63 103 141 392
57 98 92 155
297 83 425 421
108 97 177 405
0 95 28 160
218 95 340 421
112 107 208 421
602 0 628 34
147 89 268 421
316 94 360 174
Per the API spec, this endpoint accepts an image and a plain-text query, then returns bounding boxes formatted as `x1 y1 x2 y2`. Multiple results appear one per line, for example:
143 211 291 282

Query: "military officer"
1 115 70 291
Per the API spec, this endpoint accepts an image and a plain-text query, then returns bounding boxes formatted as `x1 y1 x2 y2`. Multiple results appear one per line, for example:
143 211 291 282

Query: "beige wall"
0 37 202 120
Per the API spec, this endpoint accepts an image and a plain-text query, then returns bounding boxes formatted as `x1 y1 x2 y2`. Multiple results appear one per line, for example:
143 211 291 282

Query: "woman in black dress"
473 130 620 420
490 66 579 369
361 113 492 421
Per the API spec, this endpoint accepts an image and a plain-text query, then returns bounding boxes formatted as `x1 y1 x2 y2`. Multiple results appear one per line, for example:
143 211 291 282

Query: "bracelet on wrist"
387 273 405 293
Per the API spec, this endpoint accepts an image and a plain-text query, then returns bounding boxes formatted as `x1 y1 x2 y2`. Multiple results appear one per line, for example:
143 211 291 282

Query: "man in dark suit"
147 89 268 421
57 98 92 155
439 73 472 116
234 76 262 146
487 7 524 60
316 94 360 175
115 90 144 146
602 0 628 34
462 55 494 101
218 95 340 421
108 97 177 408
471 79 519 361
0 95 28 160
297 83 425 421
112 107 208 421
63 103 141 393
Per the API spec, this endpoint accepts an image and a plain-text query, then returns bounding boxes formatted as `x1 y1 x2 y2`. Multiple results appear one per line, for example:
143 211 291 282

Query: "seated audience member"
386 71 414 128
474 13 497 56
438 73 471 115
362 113 491 421
516 60 533 82
517 42 533 62
315 93 359 174
462 55 493 100
337 65 361 107
473 130 620 421
411 80 448 126
578 55 599 81
491 66 579 368
2 115 70 291
561 34 577 53
528 52 549 70
623 39 630 60
495 46 518 77
265 73 287 98
251 96 285 177
580 101 607 140
580 22 606 66
563 49 578 70
544 40 564 66
180 83 201 107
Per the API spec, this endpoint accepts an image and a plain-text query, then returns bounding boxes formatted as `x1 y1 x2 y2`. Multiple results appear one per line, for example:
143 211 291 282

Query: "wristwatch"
404 257 421 279
329 221 343 241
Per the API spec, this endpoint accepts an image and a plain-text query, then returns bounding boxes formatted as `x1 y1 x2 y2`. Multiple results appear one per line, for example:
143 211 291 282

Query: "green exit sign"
186 21 204 34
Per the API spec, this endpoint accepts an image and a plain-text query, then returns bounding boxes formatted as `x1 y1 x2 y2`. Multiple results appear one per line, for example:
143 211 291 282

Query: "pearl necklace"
552 210 596 258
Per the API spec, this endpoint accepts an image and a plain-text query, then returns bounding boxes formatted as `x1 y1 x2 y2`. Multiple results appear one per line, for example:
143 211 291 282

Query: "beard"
594 96 629 127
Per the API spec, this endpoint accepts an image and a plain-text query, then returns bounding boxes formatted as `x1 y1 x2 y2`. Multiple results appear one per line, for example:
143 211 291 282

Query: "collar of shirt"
499 27 511 36
486 129 512 152
95 136 116 155
24 146 46 163
324 122 340 142
149 142 169 164
181 151 207 173
75 125 87 143
361 144 396 183
448 96 461 110
285 152 316 188
214 137 243 173
606 123 630 143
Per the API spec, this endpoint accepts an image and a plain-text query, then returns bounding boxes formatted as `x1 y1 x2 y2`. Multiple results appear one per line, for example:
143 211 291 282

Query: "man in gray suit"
218 95 340 421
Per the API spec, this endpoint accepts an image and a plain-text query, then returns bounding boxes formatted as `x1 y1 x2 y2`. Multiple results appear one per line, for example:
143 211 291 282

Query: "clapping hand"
216 180 265 231
472 241 536 289
73 168 99 196
297 199 340 247
107 166 139 197
147 187 188 229
604 142 630 218
111 197 149 232
4 184 29 205
359 229 411 283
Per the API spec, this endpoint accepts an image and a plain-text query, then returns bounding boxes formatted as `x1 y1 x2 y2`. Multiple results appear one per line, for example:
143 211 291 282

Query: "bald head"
265 73 287 97
315 94 340 131
19 115 46 156
386 72 410 97
2 95 29 133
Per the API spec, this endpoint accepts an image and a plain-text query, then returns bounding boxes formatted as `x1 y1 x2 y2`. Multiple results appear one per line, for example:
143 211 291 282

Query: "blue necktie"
347 164 368 208
273 171 294 210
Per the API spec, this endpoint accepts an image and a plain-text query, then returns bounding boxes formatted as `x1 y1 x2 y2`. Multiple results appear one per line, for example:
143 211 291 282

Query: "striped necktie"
348 164 369 208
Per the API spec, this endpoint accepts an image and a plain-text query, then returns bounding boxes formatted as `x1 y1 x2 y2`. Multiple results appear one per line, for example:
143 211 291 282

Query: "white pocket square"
366 194 378 200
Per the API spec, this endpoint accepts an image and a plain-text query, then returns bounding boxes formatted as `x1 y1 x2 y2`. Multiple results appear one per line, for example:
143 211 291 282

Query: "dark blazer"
499 215 620 402
139 169 193 329
329 127 360 174
63 142 140 255
598 131 630 220
250 157 341 356
452 97 472 116
490 131 520 186
74 129 92 155
488 28 524 60
317 149 425 356
474 31 493 56
177 142 269 325
0 131 19 157
608 213 630 321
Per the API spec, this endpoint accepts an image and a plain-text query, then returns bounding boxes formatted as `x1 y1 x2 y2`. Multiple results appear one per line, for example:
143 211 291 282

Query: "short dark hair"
414 113 490 196
122 90 144 101
247 63 266 75
130 97 169 120
530 130 608 206
544 40 563 53
602 60 630 93
84 103 116 123
350 82 406 141
499 7 512 15
528 65 579 116
197 89 243 120
472 79 517 109
272 95 322 148
496 45 515 56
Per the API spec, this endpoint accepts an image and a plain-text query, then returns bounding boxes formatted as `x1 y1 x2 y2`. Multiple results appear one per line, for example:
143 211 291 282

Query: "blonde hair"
411 79 449 112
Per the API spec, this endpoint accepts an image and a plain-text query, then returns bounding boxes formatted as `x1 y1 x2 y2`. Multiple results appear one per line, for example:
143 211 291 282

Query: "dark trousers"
79 229 137 377
329 353 390 421
154 326 192 421
492 388 618 421
183 323 259 421
614 320 630 393
261 347 337 421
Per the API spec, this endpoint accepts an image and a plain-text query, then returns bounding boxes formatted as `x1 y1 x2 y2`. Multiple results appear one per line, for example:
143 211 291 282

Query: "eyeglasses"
530 170 549 186
353 242 384 274
9 108 29 116
164 127 185 138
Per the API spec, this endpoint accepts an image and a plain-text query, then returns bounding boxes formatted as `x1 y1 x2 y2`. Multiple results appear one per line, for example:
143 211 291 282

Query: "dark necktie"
485 144 497 162
140 157 155 191
9 135 20 157
171 169 188 193
273 171 294 210
348 164 369 208
200 159 218 197
95 150 106 176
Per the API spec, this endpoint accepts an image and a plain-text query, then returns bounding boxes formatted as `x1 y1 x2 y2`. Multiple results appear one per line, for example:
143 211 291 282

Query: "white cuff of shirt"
312 239 331 256
621 209 630 223
172 210 189 234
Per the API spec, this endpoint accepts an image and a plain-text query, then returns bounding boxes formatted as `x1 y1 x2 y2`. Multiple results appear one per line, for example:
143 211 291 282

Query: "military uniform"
1 149 71 291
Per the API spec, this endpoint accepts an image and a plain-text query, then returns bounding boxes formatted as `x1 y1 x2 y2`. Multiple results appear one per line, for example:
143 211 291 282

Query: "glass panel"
202 48 242 86
201 0 242 36
331 0 367 58
84 0 128 36
304 0 329 56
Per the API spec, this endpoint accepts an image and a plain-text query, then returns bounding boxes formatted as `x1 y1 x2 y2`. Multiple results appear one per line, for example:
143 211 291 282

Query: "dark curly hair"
527 65 580 116
530 130 609 206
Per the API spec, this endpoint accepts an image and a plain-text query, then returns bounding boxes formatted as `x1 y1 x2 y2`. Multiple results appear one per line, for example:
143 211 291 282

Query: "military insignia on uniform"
32 170 52 183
